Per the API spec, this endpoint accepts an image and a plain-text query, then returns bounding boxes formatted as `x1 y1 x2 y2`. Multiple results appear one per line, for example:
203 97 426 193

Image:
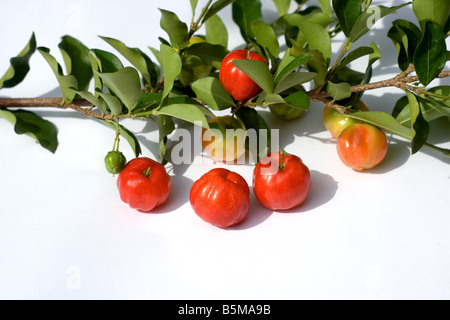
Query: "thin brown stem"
308 70 450 103
0 97 119 120
152 76 165 93
1 71 450 120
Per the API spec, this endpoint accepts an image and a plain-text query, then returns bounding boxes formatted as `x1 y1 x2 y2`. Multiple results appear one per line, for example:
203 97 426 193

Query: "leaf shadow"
256 102 328 149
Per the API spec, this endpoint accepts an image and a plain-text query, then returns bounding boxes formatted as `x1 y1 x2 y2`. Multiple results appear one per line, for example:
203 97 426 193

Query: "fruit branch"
0 97 119 120
1 71 449 120
307 70 450 103
352 71 450 94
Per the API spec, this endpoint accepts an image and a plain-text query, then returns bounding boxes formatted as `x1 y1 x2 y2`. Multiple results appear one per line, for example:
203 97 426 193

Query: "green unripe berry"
269 103 304 121
105 151 127 175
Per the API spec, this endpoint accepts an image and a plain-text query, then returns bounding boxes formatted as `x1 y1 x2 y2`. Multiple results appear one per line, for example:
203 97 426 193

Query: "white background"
0 0 449 300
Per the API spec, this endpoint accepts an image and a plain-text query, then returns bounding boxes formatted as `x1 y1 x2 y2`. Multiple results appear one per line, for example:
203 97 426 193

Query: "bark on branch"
1 70 450 120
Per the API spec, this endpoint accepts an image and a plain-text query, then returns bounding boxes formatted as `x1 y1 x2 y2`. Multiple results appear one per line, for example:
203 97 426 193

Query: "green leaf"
387 19 423 71
191 77 235 110
335 46 375 74
205 14 229 48
87 51 103 95
272 0 291 16
445 15 450 34
274 50 301 81
347 111 413 141
235 107 271 162
202 0 237 24
232 0 263 42
190 0 199 17
427 86 450 108
297 21 332 64
156 102 210 129
95 67 142 112
271 13 305 37
100 36 159 88
285 54 315 76
74 90 107 114
158 114 176 164
349 3 411 43
87 49 125 99
406 91 430 154
133 92 163 114
318 0 332 16
88 48 125 97
165 97 215 119
58 35 93 91
368 42 382 67
331 42 380 106
251 21 280 61
97 92 123 116
413 0 450 31
289 41 328 88
159 9 190 50
37 47 78 104
275 71 317 94
0 109 58 153
183 42 228 66
394 90 450 126
417 93 450 120
327 81 352 101
392 95 410 121
0 32 36 89
233 59 274 94
332 0 362 37
414 21 447 86
284 91 310 110
263 93 286 105
90 49 124 73
101 120 142 158
307 12 336 28
159 44 183 102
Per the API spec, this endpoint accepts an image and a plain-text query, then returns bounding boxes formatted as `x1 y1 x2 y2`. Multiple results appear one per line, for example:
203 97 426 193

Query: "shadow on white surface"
363 137 412 174
145 171 194 215
229 190 274 230
231 170 339 230
273 170 339 214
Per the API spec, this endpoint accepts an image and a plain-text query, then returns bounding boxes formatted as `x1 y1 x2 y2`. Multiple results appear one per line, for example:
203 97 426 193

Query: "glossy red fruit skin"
117 157 172 212
219 49 268 101
253 152 312 211
189 168 250 228
336 123 388 171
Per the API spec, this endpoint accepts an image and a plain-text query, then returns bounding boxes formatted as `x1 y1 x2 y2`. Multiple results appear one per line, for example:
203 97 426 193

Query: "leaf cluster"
0 0 449 161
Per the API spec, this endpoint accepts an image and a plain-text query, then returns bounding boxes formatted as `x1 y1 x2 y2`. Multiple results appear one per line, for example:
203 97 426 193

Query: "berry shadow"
230 170 338 229
365 136 411 174
228 189 274 230
269 170 338 214
145 168 194 214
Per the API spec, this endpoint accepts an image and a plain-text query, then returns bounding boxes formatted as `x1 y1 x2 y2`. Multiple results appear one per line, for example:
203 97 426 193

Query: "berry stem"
424 143 450 157
112 130 121 152
279 147 290 170
143 167 152 177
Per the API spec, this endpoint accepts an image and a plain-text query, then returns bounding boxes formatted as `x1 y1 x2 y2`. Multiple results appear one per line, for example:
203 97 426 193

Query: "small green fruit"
105 151 127 175
323 100 369 139
269 103 304 121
